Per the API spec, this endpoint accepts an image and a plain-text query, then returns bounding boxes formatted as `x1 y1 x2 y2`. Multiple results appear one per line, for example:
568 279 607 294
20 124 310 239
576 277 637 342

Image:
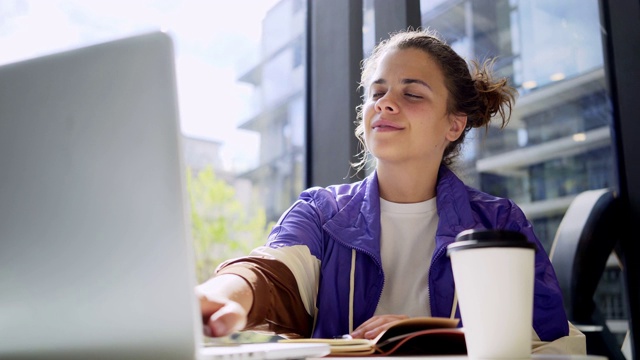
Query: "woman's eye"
405 93 422 99
371 92 384 99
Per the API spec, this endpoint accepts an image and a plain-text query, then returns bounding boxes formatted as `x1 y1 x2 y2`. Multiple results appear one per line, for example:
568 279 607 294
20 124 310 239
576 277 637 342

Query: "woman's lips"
372 119 404 132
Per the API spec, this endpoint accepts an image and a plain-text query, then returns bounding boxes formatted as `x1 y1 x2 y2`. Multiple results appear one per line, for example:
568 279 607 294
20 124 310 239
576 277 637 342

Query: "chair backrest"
549 188 618 319
549 188 626 359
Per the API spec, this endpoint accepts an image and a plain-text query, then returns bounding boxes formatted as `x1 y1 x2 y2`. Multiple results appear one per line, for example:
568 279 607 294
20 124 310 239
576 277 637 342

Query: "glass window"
421 0 624 346
0 0 306 282
423 0 612 247
516 0 603 93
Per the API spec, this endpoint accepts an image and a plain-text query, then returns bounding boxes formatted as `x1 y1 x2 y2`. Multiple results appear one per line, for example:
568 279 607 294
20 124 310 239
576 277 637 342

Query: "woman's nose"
375 94 398 113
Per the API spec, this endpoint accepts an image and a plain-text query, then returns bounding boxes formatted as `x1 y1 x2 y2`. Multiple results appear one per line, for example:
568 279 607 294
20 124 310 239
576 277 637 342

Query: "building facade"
235 0 307 221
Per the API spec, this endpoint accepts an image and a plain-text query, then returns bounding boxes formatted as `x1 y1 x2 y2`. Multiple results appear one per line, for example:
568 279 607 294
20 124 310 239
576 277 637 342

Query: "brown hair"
353 28 517 170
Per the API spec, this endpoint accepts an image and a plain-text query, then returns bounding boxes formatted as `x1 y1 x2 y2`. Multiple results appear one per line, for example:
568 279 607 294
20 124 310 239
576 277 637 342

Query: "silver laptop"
0 31 329 360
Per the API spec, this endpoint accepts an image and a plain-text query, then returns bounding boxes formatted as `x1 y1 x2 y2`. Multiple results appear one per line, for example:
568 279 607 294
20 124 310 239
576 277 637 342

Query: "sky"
0 0 280 172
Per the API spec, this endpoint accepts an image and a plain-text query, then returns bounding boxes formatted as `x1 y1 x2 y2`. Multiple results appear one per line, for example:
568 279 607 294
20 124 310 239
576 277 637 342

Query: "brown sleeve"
215 256 313 338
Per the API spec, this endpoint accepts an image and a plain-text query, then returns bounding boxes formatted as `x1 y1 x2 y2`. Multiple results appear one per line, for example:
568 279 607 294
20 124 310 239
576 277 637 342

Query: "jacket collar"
434 165 480 244
322 171 382 263
323 165 482 259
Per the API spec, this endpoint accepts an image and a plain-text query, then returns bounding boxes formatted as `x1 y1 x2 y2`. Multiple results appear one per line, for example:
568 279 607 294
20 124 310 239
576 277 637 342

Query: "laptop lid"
0 31 202 359
0 31 329 360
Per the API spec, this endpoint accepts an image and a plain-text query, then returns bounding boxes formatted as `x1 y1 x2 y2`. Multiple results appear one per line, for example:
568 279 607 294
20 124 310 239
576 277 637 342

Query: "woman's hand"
350 314 409 339
196 274 253 337
198 294 248 337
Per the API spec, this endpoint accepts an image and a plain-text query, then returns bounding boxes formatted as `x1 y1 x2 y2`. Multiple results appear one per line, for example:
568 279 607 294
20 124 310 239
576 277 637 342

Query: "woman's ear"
446 113 467 142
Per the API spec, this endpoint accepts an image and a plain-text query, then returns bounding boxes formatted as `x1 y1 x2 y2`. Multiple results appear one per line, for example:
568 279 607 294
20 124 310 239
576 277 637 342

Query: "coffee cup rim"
447 229 537 256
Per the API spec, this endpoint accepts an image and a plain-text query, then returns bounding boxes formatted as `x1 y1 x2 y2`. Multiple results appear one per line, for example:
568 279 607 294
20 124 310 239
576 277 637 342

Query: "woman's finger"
351 314 408 339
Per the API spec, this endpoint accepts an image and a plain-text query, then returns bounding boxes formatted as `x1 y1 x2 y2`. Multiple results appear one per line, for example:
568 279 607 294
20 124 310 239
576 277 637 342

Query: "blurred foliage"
187 166 274 283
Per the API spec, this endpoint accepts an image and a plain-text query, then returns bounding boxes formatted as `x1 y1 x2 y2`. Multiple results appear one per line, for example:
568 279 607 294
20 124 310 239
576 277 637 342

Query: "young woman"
196 28 585 354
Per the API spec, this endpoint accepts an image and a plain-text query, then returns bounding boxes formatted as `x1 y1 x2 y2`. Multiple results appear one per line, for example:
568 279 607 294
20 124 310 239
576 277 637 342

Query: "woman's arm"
198 257 313 338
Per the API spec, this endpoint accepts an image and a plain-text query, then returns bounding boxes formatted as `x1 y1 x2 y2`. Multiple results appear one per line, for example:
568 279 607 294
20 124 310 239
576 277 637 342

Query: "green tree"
187 166 273 283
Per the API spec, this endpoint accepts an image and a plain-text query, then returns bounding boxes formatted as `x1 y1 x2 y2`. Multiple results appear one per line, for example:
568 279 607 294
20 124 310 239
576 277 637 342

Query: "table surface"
310 355 608 360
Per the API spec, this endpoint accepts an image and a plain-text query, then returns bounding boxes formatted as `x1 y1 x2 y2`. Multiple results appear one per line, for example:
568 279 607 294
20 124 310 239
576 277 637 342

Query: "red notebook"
279 317 467 356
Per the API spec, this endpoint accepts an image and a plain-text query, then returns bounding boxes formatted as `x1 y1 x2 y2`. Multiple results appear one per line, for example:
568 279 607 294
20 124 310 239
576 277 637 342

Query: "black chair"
549 188 627 359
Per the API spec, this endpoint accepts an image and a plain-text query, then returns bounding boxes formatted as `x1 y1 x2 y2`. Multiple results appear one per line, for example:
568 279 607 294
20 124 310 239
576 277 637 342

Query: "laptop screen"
0 31 201 359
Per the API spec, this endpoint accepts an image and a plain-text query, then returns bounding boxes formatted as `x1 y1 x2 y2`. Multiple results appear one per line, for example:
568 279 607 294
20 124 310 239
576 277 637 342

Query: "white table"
311 355 608 360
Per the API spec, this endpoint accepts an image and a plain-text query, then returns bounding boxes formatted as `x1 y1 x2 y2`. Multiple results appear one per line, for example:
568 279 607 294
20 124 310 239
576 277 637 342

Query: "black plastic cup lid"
447 229 536 256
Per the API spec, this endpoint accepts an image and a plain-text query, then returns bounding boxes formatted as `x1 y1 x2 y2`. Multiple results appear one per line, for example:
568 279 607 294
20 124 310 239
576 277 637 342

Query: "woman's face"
362 47 466 168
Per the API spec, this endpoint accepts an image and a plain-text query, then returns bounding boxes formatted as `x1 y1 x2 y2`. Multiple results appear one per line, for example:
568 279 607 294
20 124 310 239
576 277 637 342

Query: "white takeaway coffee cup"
447 229 537 359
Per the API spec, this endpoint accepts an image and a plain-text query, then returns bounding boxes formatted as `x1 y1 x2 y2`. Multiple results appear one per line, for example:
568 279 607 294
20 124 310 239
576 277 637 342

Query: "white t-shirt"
374 197 438 317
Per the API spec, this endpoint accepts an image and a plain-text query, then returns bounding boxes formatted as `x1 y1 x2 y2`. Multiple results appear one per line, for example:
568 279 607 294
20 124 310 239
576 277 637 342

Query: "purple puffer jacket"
265 165 569 341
